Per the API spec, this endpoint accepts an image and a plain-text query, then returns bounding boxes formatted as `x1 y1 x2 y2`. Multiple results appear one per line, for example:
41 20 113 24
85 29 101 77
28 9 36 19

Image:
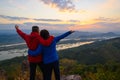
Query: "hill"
59 37 120 64
66 31 120 39
0 37 120 80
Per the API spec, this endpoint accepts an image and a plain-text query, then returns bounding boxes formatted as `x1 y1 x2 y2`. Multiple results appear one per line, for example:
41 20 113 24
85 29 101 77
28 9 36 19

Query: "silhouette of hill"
59 37 120 64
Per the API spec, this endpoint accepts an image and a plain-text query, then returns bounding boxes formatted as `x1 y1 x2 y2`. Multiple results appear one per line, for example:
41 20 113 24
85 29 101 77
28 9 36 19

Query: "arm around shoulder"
28 45 42 56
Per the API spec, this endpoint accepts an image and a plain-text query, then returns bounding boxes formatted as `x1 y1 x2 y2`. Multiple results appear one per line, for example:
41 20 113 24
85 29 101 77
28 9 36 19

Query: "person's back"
40 29 73 64
42 39 58 64
16 25 45 62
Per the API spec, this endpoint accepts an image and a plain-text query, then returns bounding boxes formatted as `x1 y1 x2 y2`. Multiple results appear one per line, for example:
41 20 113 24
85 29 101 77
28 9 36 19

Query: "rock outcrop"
61 75 82 80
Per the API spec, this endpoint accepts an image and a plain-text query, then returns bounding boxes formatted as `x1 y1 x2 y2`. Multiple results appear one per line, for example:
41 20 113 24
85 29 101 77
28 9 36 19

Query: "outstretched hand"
15 25 19 29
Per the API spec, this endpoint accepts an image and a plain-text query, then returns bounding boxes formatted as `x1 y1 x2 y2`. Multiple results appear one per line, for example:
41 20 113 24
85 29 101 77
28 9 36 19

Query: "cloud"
39 0 76 12
0 15 30 21
24 22 75 27
0 21 120 32
34 18 62 22
95 17 119 22
34 18 81 23
68 21 120 32
0 15 61 22
0 15 82 24
69 20 80 22
0 15 120 32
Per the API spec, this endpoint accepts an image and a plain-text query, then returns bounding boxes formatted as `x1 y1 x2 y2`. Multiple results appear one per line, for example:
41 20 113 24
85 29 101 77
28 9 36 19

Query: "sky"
0 0 120 32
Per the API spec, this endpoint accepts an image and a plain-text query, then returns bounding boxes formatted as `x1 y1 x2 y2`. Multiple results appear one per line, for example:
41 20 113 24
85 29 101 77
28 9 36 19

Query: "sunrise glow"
0 0 120 32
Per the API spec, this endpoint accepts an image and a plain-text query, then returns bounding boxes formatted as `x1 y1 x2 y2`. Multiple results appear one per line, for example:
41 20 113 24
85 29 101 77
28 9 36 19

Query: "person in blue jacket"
28 29 74 80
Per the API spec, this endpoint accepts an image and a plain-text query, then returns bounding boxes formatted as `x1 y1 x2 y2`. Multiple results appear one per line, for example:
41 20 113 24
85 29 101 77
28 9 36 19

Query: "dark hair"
32 26 39 32
40 29 50 40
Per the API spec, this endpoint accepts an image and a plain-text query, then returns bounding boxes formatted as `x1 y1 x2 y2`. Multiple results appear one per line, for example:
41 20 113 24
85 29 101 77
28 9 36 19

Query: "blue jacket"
28 31 73 64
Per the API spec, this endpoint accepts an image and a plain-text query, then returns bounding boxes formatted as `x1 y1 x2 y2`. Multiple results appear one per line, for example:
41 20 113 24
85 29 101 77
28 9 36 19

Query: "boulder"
61 75 82 80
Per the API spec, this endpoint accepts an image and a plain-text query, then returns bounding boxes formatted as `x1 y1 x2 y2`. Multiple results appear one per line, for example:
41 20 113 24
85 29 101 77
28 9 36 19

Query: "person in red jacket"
15 25 54 80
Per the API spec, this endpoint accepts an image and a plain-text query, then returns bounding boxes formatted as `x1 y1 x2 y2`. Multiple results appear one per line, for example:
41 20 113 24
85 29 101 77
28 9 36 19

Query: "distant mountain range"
59 37 120 64
66 31 120 39
0 30 120 45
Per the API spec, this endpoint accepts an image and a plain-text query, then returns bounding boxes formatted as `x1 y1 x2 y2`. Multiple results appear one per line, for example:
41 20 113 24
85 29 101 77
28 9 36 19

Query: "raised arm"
55 30 74 42
15 25 28 40
28 44 42 56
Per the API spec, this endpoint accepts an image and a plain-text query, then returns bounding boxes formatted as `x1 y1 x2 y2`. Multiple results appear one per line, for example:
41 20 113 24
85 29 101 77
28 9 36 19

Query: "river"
0 41 94 61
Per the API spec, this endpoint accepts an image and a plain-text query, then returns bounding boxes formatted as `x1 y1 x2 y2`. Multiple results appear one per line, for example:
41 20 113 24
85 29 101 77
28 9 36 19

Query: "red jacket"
16 28 54 63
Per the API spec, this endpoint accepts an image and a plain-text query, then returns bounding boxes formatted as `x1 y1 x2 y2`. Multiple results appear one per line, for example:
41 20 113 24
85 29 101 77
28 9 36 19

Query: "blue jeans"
43 60 60 80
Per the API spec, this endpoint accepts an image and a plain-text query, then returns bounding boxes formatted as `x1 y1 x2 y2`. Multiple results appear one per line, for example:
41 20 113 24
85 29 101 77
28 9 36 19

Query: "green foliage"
60 58 77 74
60 59 120 80
59 37 120 64
0 56 27 80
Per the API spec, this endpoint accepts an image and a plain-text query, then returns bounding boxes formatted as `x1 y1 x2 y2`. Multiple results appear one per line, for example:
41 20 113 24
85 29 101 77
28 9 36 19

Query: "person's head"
40 29 50 40
32 26 39 33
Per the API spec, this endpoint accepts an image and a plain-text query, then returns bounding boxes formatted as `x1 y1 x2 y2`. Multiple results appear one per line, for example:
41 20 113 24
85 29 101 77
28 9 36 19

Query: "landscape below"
0 37 120 80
